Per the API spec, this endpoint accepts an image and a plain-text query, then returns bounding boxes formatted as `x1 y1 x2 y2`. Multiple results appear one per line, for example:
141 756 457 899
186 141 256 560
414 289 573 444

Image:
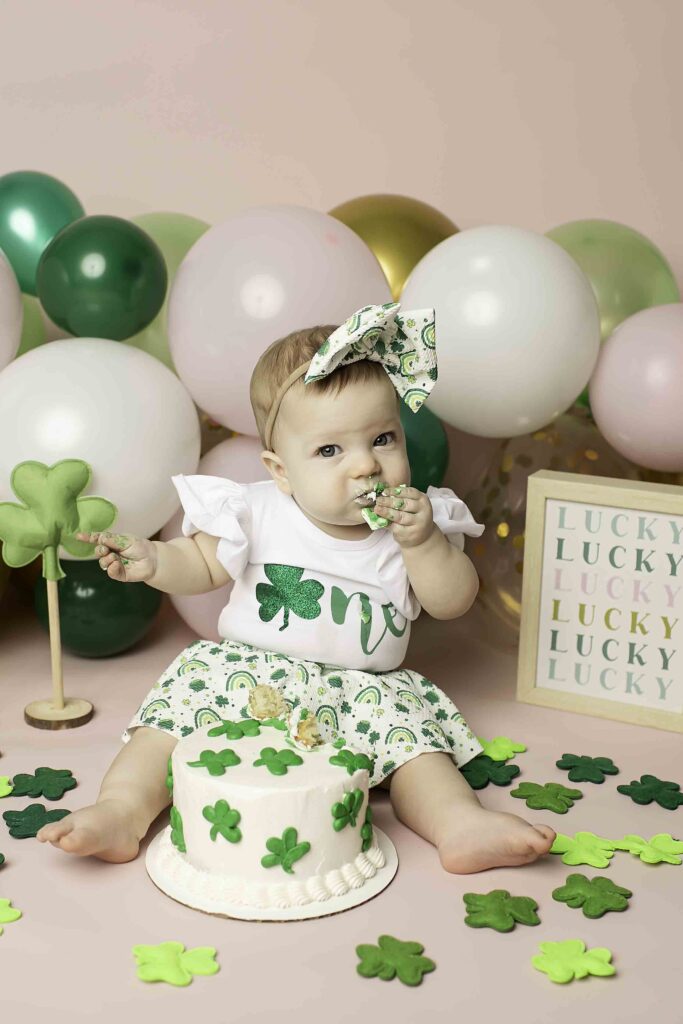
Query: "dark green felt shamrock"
10 767 77 801
329 748 375 776
186 748 241 776
261 827 311 873
260 717 288 732
0 852 5 868
511 781 582 813
207 718 261 740
552 873 632 918
331 789 364 831
252 747 303 776
555 754 619 784
616 775 683 810
356 935 436 986
3 803 70 838
460 755 520 790
463 890 540 932
165 756 173 795
202 800 242 843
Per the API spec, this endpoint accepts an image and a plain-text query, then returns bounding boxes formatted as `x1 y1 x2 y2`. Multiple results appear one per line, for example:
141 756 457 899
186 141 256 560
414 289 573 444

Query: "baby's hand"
374 485 436 549
76 531 157 583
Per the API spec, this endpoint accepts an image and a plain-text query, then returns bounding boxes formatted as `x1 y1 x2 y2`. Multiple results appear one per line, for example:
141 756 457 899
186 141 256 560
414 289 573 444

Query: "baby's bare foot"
437 806 556 874
36 799 141 863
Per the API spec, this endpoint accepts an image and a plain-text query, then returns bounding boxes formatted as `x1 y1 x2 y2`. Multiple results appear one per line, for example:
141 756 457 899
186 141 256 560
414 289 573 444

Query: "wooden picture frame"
517 470 683 733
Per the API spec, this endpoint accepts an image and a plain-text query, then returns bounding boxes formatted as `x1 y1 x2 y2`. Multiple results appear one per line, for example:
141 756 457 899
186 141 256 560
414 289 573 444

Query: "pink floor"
0 583 680 1023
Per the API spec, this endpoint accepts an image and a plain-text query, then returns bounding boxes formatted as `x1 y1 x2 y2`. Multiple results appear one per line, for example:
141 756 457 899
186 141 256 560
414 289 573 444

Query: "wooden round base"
24 697 94 730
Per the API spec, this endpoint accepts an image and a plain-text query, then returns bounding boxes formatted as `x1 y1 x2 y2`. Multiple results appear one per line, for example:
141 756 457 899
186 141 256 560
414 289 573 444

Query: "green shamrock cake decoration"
261 827 311 873
331 789 364 831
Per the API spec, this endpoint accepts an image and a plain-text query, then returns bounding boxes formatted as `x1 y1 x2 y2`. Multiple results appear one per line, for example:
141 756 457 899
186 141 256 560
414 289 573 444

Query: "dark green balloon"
0 170 84 295
401 401 449 491
34 559 162 658
36 215 168 340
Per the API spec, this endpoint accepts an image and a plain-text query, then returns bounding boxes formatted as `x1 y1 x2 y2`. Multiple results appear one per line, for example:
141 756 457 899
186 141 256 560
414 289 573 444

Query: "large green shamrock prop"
360 807 374 852
477 736 527 761
329 748 375 777
261 827 311 873
207 718 261 740
3 803 70 838
550 832 618 868
552 874 632 918
10 767 77 801
132 942 219 987
0 459 116 580
614 833 683 865
531 939 615 984
169 807 185 852
356 935 436 986
331 789 364 831
555 753 619 784
463 890 540 932
0 898 22 934
617 774 683 810
252 747 303 776
460 755 520 790
202 800 242 842
510 781 582 813
256 563 324 631
186 748 241 776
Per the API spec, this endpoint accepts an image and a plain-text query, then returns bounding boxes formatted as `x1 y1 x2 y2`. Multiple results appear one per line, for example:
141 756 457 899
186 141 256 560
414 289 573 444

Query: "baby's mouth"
353 481 386 506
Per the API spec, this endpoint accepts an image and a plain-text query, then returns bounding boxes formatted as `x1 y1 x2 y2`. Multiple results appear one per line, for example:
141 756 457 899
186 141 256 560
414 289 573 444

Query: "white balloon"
0 250 23 371
0 338 200 544
401 226 601 437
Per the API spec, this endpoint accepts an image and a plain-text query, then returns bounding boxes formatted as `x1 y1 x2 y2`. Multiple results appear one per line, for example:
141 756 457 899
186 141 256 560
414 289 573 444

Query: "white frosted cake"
156 712 386 913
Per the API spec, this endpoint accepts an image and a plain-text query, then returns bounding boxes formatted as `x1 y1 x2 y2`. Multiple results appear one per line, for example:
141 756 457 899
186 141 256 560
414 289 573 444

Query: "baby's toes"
531 824 556 852
36 815 75 843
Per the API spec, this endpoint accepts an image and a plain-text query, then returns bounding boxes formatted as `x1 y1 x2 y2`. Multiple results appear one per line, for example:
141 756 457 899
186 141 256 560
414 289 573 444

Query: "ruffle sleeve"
171 474 251 581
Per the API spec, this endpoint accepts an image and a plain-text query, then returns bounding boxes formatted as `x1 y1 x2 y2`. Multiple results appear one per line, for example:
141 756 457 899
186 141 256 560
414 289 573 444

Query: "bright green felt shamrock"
186 748 241 776
616 774 683 810
460 755 520 790
476 736 527 761
255 564 324 631
207 718 261 740
555 753 619 784
10 767 77 801
531 939 615 984
360 807 374 852
132 942 219 986
552 874 632 918
261 827 311 873
550 832 617 868
0 459 116 580
0 898 22 934
614 833 683 865
169 807 185 853
356 935 436 986
510 781 582 813
203 800 242 843
463 890 540 932
329 748 375 776
0 777 13 798
3 803 70 838
253 747 304 776
331 789 364 831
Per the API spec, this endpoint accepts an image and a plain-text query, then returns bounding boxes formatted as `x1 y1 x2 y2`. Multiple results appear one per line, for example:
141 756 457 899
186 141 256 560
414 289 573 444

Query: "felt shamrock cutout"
10 767 77 801
360 806 374 852
3 803 70 839
331 789 364 831
0 777 13 798
202 800 242 843
463 890 540 932
132 942 219 987
0 898 22 934
550 832 617 868
552 874 632 918
614 833 683 865
616 774 683 810
0 459 116 581
169 807 185 852
510 781 582 813
356 935 436 986
459 755 520 790
531 939 615 984
186 748 241 776
255 563 324 631
252 747 304 776
556 753 619 784
207 718 261 740
261 827 311 873
329 748 375 776
476 736 527 761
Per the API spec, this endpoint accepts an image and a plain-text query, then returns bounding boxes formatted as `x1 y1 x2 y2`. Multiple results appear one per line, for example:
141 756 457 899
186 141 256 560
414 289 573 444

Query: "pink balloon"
589 304 683 472
168 204 392 433
160 434 268 639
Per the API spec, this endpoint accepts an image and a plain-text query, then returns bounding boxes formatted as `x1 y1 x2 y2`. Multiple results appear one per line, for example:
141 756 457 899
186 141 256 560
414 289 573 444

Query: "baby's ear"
260 451 292 494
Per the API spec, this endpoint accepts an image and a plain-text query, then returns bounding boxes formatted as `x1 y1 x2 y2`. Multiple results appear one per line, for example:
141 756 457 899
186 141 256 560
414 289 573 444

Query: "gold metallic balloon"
329 194 458 300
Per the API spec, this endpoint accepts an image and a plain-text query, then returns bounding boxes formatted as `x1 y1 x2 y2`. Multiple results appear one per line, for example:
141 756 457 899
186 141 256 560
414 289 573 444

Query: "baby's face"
262 374 411 539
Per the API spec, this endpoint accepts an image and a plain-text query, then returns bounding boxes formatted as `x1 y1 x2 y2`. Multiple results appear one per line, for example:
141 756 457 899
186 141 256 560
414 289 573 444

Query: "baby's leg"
389 752 556 874
36 727 177 863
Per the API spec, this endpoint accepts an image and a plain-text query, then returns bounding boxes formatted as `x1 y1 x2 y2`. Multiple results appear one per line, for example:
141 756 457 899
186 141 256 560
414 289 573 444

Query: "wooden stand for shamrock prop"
0 459 116 729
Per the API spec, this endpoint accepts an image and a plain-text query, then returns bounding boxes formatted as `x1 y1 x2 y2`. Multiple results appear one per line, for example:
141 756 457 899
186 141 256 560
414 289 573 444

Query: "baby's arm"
401 527 479 620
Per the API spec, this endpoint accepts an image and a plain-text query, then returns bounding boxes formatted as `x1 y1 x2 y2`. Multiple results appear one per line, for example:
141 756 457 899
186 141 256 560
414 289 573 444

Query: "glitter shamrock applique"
169 807 185 852
550 832 618 868
252 747 303 776
261 827 311 873
510 781 583 813
132 942 219 986
463 890 540 932
460 755 520 790
186 748 241 776
555 754 619 784
552 874 632 918
531 939 615 984
207 718 261 740
202 800 242 843
356 935 436 986
614 833 683 865
328 748 375 777
255 564 324 631
10 767 77 801
476 736 527 761
3 803 70 839
331 789 364 831
616 774 683 810
0 898 22 934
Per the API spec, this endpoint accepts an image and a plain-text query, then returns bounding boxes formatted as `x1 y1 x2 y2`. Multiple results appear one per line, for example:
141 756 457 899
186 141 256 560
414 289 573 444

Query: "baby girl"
37 302 555 873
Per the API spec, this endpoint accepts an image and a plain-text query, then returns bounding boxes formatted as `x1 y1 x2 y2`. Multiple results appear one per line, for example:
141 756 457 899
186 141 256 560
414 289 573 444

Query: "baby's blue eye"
315 432 395 458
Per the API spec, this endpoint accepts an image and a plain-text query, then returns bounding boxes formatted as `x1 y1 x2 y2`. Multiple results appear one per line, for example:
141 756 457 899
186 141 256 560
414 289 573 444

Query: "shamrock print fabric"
124 638 483 787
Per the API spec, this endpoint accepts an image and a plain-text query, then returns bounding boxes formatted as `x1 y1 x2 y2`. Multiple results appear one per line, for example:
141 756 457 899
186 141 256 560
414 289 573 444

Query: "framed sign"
517 470 683 733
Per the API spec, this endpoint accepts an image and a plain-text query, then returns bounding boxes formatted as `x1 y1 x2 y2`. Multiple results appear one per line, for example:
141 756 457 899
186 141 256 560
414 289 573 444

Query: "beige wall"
2 0 681 280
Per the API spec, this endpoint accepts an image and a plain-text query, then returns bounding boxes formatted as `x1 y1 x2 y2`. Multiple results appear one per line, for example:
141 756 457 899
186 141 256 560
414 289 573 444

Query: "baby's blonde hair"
250 324 391 450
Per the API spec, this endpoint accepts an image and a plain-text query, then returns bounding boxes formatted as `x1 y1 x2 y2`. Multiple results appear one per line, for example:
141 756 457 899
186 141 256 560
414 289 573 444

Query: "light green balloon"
126 212 210 371
15 294 46 357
